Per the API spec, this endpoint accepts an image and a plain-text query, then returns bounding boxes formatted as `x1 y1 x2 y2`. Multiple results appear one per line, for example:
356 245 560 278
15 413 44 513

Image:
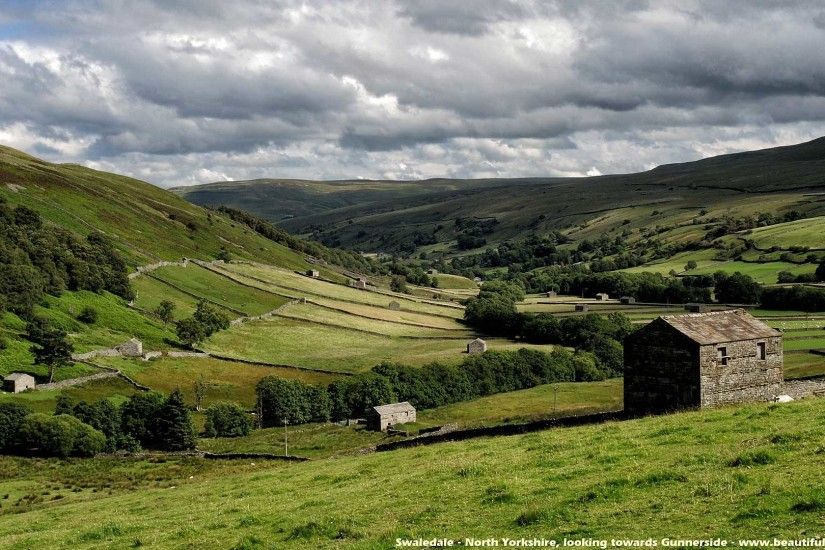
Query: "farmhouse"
306 269 319 278
624 309 783 416
3 373 35 393
467 338 487 354
388 301 401 311
595 292 609 301
575 304 589 312
368 402 416 431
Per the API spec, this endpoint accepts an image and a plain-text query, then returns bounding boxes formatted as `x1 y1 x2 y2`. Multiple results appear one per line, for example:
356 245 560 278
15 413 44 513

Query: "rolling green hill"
0 145 315 269
175 137 825 256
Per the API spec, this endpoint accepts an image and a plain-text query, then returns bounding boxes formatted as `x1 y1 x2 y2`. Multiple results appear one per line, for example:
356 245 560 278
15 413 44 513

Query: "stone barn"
117 338 143 357
546 291 557 297
306 269 319 278
352 279 367 290
575 304 589 312
595 292 609 301
427 268 438 275
620 296 636 304
685 303 709 313
368 402 416 431
388 301 401 311
3 373 35 393
467 338 487 354
624 309 783 416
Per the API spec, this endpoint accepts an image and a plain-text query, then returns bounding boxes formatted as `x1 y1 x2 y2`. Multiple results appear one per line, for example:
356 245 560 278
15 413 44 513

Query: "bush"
17 414 105 458
77 306 99 324
0 403 32 452
204 402 253 438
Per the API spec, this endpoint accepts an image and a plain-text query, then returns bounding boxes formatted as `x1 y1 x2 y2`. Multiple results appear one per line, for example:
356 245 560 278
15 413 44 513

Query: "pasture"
1 398 823 548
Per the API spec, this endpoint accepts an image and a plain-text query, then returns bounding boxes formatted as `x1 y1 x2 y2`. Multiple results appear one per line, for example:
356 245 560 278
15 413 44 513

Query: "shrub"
17 414 105 458
77 306 99 324
0 403 32 452
204 402 253 438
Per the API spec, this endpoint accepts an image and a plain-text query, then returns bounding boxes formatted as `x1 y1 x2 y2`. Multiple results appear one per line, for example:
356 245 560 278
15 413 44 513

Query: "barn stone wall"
698 336 783 407
369 409 417 431
624 321 700 416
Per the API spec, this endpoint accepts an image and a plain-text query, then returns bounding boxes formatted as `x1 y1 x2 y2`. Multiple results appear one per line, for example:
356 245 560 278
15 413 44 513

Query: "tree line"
255 347 618 427
0 389 195 458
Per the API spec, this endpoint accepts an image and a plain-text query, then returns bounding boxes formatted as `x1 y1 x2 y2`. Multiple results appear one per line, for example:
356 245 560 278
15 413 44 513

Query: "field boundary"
376 410 624 452
205 352 352 376
271 312 474 340
304 299 471 331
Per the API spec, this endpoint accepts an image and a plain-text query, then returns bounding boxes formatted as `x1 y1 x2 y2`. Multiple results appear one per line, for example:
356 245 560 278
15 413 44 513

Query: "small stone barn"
388 301 401 311
117 338 143 358
546 291 557 297
620 296 636 305
467 338 487 354
595 292 609 301
353 279 367 290
427 268 438 275
3 373 35 393
306 269 319 278
624 309 783 416
575 304 589 312
685 303 709 313
368 402 416 431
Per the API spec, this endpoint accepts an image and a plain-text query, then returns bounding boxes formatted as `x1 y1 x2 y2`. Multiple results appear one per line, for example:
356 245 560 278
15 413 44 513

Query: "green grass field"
1 397 824 548
745 216 825 250
205 316 553 373
0 377 140 414
432 273 478 289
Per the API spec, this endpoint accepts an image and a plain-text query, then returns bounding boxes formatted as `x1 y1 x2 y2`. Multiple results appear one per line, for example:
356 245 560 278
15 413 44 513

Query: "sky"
1 0 824 187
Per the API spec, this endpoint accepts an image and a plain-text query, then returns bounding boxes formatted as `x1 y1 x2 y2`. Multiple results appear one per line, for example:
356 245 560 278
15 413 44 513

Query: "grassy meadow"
1 398 824 548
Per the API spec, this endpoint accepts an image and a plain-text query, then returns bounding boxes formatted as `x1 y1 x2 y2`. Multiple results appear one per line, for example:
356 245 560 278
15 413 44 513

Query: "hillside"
175 137 825 256
0 145 317 270
0 398 823 548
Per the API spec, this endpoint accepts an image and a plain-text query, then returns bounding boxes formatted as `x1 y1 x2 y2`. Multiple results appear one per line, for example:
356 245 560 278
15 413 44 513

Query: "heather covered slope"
175 137 825 254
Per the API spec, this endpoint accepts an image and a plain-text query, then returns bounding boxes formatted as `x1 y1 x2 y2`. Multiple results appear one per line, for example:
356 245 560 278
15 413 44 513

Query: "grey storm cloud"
0 0 824 185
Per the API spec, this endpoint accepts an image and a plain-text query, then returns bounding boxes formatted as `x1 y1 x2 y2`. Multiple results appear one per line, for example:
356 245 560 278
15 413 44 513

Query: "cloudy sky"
1 1 824 187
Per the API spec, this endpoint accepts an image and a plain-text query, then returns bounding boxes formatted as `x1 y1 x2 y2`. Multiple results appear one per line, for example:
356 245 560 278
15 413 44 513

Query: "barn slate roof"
372 402 415 416
659 309 780 345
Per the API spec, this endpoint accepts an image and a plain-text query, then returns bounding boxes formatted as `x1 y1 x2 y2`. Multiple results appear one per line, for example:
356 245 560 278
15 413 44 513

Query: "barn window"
717 346 728 366
757 342 766 360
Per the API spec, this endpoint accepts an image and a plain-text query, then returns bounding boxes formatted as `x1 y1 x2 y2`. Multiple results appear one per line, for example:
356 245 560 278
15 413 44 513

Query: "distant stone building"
467 338 487 354
353 279 367 290
685 303 709 313
388 301 401 311
546 291 557 297
620 296 636 304
575 304 589 312
116 338 143 358
427 268 438 275
595 292 609 301
3 373 35 393
306 269 319 278
368 402 417 431
624 309 783 416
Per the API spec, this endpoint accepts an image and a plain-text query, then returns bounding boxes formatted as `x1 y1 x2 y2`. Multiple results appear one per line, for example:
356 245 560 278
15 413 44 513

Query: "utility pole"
284 419 288 457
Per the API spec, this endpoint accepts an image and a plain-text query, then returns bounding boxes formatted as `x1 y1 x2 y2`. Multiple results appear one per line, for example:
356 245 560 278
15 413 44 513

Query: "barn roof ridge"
657 308 780 345
373 401 415 415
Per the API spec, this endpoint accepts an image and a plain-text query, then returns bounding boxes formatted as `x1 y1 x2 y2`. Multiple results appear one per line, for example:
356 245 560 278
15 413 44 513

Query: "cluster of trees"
762 286 825 312
0 199 133 317
454 217 497 250
215 206 379 274
704 210 803 240
175 300 230 347
387 263 438 289
203 402 253 438
256 347 615 427
0 390 196 458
